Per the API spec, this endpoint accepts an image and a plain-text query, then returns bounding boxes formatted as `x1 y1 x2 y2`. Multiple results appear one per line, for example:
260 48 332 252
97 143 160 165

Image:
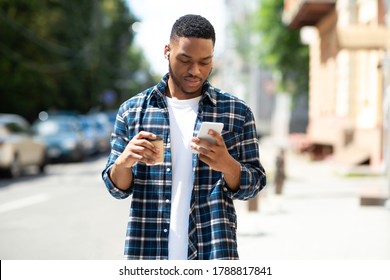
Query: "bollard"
248 196 259 211
275 148 286 195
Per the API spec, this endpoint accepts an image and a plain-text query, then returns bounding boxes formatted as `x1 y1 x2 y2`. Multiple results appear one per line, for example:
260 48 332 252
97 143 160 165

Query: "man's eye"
179 59 190 64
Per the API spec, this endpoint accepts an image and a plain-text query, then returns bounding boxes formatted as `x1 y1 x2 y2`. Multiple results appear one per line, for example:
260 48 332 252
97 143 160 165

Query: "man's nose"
188 63 201 76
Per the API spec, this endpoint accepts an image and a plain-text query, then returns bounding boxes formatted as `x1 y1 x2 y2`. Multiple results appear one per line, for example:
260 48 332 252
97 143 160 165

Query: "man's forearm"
110 163 133 191
222 157 241 192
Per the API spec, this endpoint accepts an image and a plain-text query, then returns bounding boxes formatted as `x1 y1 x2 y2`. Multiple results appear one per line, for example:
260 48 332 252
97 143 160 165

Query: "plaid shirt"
102 74 266 260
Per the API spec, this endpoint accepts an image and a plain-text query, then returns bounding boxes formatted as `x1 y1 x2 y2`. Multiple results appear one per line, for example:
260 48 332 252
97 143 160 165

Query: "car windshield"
35 120 75 136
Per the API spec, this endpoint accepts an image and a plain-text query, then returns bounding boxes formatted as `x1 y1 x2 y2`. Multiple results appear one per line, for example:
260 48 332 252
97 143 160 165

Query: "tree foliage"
252 0 309 98
0 0 157 121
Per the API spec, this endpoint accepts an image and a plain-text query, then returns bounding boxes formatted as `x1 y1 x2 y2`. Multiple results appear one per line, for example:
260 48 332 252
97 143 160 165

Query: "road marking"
0 193 51 214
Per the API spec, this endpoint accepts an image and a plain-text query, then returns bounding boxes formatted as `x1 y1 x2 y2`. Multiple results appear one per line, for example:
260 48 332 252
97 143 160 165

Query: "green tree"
0 0 156 121
252 0 309 100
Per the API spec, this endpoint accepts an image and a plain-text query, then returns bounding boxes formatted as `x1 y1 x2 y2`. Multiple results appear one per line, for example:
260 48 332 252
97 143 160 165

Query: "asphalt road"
0 155 130 260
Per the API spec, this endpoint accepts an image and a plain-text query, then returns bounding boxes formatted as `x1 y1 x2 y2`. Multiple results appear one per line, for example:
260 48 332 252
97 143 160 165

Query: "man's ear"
164 44 170 59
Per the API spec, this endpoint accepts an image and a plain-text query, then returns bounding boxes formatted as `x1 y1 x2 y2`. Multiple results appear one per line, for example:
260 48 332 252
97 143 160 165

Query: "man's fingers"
208 129 224 145
136 131 156 140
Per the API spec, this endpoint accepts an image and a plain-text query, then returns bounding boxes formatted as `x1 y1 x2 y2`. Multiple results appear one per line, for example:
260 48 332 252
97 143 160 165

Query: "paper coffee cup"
147 136 164 165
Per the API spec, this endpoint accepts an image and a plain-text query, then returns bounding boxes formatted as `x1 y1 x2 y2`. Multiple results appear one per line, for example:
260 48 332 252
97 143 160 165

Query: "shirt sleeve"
102 165 133 199
101 106 134 200
220 107 267 200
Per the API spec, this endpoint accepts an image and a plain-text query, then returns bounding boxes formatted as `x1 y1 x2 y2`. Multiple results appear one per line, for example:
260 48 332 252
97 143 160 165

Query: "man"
102 14 266 260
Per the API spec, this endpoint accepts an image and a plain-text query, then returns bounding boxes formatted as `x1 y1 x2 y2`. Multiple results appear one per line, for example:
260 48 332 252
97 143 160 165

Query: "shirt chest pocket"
222 131 241 160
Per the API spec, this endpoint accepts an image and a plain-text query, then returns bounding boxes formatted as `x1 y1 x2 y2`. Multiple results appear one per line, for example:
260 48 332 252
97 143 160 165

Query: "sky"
126 0 226 76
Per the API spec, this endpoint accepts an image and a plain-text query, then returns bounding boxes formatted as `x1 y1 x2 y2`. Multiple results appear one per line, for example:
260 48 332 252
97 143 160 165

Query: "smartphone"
193 122 224 154
197 122 224 144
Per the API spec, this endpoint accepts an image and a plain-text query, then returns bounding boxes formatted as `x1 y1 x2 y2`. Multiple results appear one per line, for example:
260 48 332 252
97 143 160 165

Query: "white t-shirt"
166 95 201 260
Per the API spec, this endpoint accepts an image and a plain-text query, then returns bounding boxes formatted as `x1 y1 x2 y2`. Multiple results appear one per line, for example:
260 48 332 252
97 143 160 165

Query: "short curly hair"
170 14 216 46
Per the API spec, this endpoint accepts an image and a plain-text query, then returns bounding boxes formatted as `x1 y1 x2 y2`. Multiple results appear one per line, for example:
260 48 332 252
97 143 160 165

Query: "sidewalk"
235 137 390 260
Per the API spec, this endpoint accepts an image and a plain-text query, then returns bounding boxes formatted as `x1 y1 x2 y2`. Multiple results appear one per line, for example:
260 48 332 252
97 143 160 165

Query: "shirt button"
163 229 168 233
165 199 170 203
166 168 171 172
223 187 228 192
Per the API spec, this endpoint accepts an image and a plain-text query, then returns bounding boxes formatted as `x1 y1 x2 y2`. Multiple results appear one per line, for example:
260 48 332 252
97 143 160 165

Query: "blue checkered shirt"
102 74 266 260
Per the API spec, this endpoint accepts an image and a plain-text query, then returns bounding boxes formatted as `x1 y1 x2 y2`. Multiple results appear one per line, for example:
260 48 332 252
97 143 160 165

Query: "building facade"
283 0 390 167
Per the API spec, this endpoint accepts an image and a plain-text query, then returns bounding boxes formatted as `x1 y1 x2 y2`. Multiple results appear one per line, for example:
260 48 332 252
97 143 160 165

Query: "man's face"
166 37 214 99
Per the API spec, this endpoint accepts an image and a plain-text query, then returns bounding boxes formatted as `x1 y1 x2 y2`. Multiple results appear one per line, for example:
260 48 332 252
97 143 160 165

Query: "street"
1 140 390 260
0 154 130 260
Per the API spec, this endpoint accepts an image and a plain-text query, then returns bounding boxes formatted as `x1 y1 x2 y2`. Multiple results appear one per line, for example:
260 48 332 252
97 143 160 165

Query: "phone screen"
197 122 224 144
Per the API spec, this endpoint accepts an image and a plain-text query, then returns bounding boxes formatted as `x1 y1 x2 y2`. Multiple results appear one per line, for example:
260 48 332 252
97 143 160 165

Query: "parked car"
0 114 47 177
78 115 99 156
89 112 112 153
32 115 87 162
104 110 117 128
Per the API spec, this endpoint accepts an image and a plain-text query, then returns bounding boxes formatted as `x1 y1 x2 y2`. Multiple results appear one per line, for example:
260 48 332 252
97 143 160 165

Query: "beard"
168 63 212 96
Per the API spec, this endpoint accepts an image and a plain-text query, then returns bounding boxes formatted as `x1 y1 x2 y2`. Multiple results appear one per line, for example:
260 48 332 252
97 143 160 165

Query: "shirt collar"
149 73 217 106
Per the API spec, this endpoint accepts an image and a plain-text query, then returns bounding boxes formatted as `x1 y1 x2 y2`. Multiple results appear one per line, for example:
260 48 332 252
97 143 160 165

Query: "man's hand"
111 131 160 191
191 129 241 191
115 131 161 167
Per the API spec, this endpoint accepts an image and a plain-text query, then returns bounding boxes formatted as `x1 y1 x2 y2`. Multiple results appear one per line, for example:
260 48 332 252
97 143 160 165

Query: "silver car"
0 114 47 177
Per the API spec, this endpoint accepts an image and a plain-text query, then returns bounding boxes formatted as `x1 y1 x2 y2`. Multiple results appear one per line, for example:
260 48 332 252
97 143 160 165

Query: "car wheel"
8 155 22 178
74 146 85 162
38 160 47 173
38 152 48 173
